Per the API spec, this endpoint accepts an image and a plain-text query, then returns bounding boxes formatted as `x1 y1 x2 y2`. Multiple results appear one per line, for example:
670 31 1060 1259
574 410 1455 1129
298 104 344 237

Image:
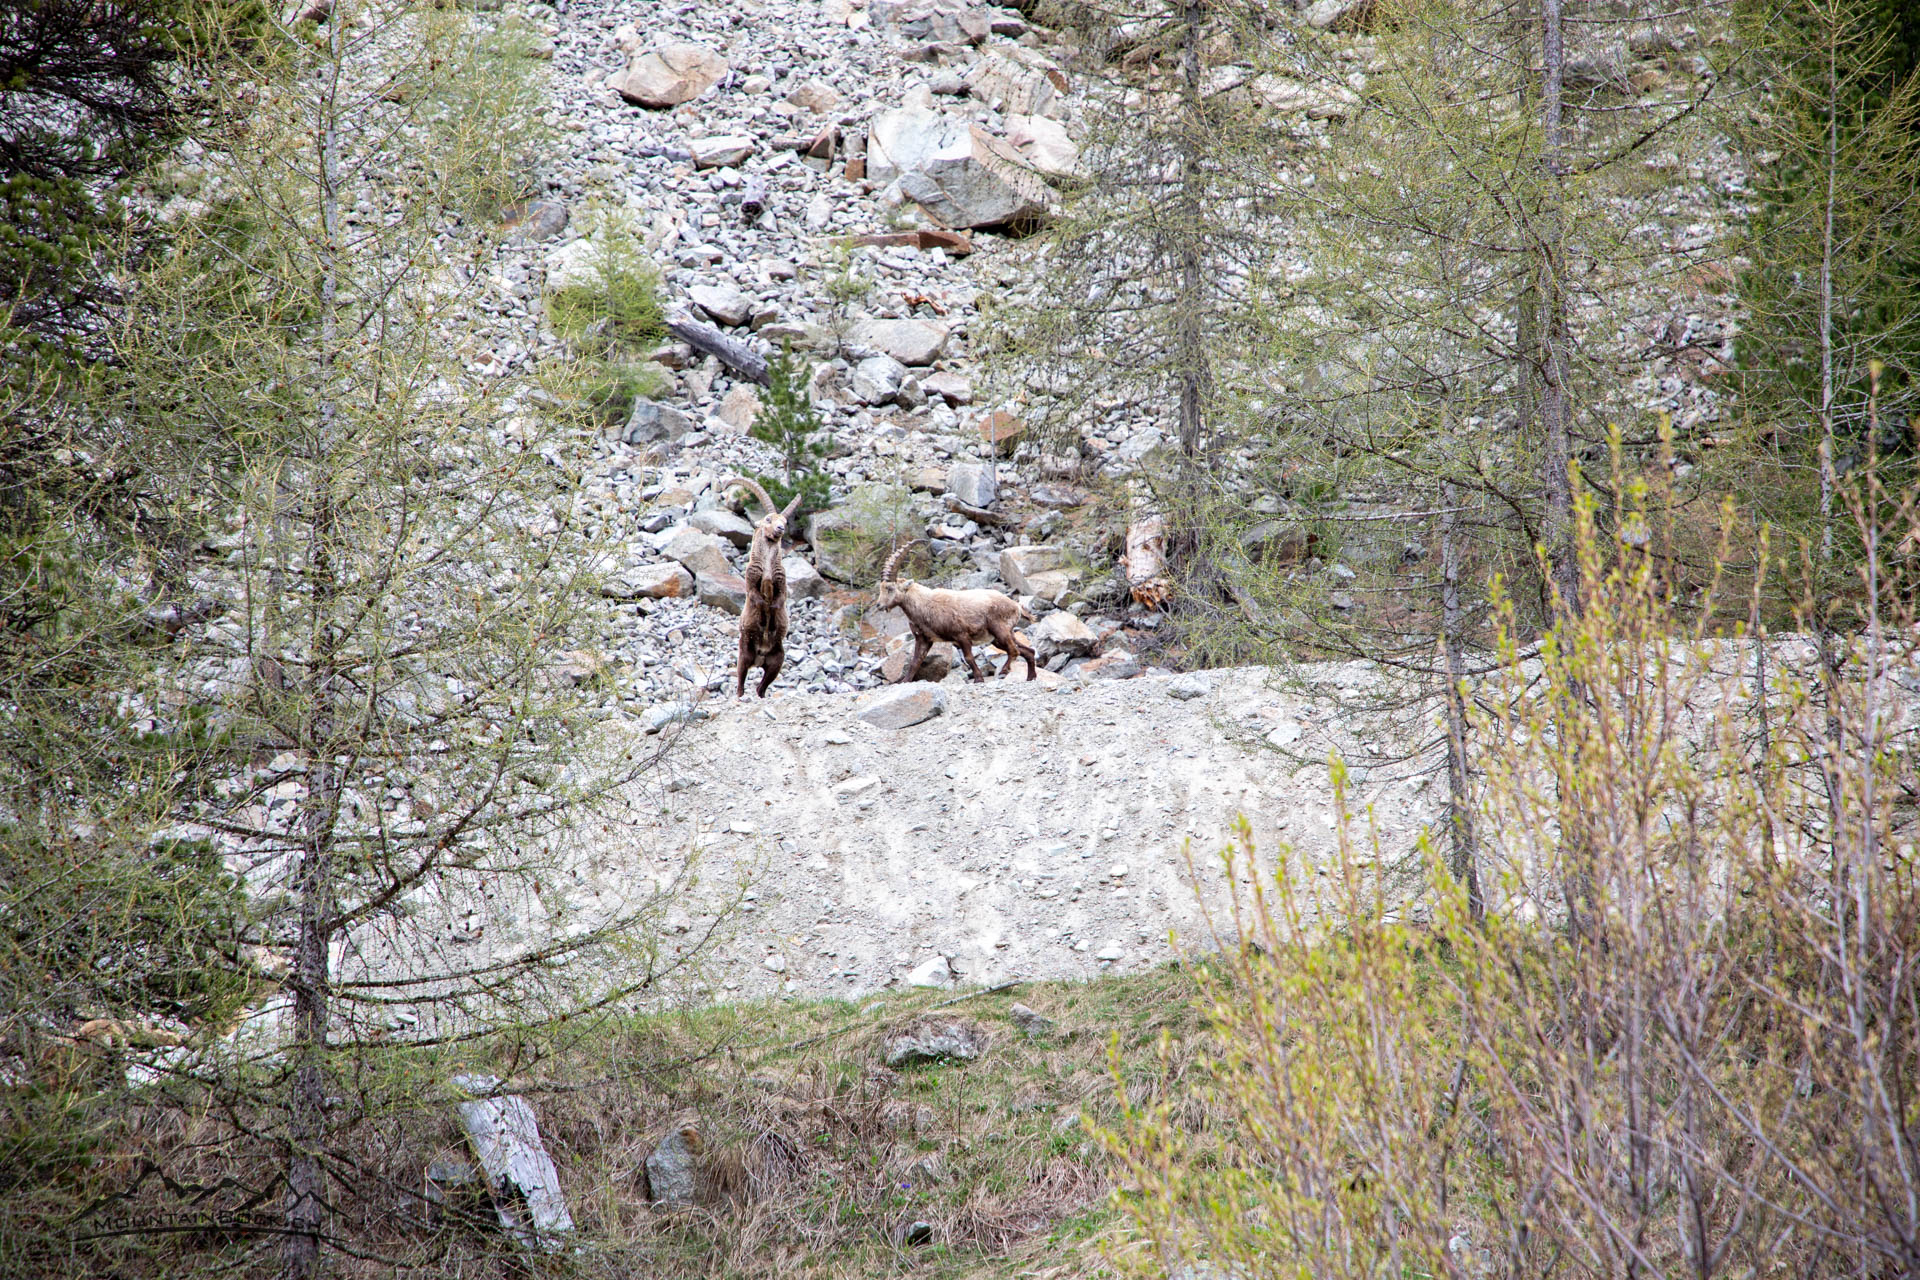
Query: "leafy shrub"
750 343 833 519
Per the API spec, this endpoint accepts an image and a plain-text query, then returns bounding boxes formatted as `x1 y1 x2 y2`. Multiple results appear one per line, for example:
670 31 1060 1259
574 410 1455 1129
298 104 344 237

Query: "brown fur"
874 544 1036 682
725 477 803 698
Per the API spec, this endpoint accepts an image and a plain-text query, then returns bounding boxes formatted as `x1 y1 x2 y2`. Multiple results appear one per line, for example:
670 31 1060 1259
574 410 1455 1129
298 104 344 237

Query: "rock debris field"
609 665 1443 1000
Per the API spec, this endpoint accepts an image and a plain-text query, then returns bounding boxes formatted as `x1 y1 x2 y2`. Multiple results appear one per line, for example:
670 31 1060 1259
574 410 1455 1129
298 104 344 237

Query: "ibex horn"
721 475 779 519
881 541 913 583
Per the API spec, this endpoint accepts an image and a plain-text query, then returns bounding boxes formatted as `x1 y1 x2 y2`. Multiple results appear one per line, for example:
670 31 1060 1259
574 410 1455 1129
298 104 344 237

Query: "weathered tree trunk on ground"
667 310 770 385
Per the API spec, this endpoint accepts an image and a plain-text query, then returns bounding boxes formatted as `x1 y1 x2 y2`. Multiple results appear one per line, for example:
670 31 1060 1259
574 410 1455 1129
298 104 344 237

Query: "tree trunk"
1440 482 1482 921
285 18 345 1277
1537 0 1578 620
1174 0 1211 460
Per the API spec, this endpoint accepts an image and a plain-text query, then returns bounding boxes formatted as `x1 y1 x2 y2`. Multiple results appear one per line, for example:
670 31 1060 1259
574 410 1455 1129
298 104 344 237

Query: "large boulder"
656 527 733 579
611 41 728 108
688 507 756 548
783 555 829 600
1030 609 1096 659
867 106 1050 230
849 318 948 366
998 545 1072 594
690 134 756 170
856 684 947 728
850 354 907 405
883 1018 986 1067
623 400 693 449
687 281 752 327
603 562 695 600
964 45 1068 117
944 459 997 507
697 572 748 616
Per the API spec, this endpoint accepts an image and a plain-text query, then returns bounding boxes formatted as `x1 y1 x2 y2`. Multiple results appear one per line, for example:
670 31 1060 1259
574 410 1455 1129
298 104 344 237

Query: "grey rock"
944 459 997 507
689 507 757 548
613 42 727 109
691 133 757 169
1167 673 1210 700
891 1219 935 1247
850 354 907 405
657 527 734 579
783 554 829 600
624 399 693 448
1008 1002 1055 1038
697 571 748 615
1031 609 1096 658
866 106 1050 229
857 683 947 728
645 1127 699 1206
848 318 947 366
883 1018 986 1067
906 954 954 987
688 281 752 327
501 198 568 245
603 562 695 600
998 544 1071 594
920 369 972 404
642 702 700 734
1030 483 1085 508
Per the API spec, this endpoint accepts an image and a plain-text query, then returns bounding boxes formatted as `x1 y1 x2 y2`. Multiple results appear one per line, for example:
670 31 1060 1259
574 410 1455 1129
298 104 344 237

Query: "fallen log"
665 310 769 385
452 1074 575 1250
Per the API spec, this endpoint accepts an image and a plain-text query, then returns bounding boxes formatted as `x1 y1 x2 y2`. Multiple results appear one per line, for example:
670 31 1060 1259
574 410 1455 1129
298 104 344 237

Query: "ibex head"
723 476 803 544
873 542 915 611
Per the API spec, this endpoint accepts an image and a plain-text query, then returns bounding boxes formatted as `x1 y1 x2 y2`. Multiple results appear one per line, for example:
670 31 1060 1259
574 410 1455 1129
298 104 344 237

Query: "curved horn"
881 541 913 583
780 490 804 522
721 475 779 519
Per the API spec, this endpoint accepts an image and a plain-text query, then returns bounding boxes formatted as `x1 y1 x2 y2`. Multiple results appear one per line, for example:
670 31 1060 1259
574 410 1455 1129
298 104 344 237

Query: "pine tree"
751 341 833 518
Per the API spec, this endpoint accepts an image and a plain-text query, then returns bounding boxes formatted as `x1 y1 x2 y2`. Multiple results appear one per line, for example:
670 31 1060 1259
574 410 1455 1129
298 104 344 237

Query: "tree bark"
285 17 344 1278
1440 481 1481 921
1537 0 1578 620
1174 0 1212 460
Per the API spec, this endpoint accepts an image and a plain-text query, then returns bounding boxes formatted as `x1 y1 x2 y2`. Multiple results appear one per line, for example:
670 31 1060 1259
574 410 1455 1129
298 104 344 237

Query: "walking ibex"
873 543 1037 682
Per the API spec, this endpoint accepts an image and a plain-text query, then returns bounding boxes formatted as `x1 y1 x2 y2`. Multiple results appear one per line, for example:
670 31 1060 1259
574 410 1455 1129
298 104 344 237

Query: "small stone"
645 1125 700 1206
688 282 752 327
976 409 1025 456
1265 721 1302 748
763 953 788 973
500 198 568 244
856 684 947 728
786 77 842 112
906 954 954 988
1030 483 1085 508
691 134 756 169
1094 940 1124 962
1167 673 1210 700
1008 1003 1055 1038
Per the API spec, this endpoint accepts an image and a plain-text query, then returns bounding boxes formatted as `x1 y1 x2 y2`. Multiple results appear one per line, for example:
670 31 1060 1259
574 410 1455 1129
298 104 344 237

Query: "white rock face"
1031 610 1096 658
610 41 727 108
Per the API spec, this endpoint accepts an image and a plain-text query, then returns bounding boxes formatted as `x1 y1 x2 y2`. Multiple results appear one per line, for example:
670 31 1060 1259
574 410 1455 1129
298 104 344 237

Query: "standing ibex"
873 543 1037 682
723 477 803 698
